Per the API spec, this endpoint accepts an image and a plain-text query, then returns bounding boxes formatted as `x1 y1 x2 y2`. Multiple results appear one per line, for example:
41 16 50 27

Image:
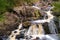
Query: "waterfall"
48 20 58 34
59 17 60 28
7 23 23 40
27 24 45 36
7 4 59 40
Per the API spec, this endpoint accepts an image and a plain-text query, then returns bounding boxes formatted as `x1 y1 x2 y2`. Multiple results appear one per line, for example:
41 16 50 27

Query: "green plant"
0 13 5 22
0 0 14 22
52 2 60 13
0 0 14 13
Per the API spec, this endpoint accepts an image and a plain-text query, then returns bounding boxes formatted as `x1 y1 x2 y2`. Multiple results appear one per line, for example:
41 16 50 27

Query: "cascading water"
27 5 58 40
27 24 45 35
32 5 58 34
48 20 58 34
6 4 59 40
59 17 60 28
7 23 24 40
44 7 58 34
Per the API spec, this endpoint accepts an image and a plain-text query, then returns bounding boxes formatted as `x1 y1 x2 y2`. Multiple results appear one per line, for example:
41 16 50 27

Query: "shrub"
52 2 60 13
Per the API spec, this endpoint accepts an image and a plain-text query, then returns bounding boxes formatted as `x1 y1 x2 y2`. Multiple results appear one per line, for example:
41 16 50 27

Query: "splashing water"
44 7 58 34
7 5 59 40
31 6 54 23
30 34 58 40
7 23 23 40
27 24 45 36
28 5 58 40
48 20 58 34
31 5 58 34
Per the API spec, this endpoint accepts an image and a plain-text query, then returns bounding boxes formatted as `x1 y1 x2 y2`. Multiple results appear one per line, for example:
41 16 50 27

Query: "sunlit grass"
0 13 5 22
52 1 60 13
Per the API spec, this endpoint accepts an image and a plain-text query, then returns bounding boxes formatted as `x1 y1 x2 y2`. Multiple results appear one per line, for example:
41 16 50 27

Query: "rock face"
0 12 19 36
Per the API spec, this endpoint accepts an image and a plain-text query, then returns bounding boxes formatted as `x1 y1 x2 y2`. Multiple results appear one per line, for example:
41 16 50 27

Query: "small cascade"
27 24 45 36
59 17 60 28
48 20 58 34
7 23 23 40
38 24 45 35
6 3 59 40
45 7 58 34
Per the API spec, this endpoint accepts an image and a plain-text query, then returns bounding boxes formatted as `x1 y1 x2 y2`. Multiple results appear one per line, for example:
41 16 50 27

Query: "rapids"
7 5 59 40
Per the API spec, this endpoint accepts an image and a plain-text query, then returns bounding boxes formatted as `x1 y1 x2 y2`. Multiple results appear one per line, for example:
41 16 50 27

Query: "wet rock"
0 37 3 40
0 12 19 36
42 22 50 34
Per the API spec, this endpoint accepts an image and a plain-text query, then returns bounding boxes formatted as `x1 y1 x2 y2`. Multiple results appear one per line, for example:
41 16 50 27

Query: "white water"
26 5 58 40
7 23 23 40
31 5 58 34
30 35 57 40
31 6 54 23
48 20 58 34
27 24 45 36
7 5 59 40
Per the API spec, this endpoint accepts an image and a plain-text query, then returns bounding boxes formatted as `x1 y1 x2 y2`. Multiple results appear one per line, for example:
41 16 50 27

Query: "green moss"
52 2 60 13
0 0 14 13
0 0 15 22
34 10 40 18
0 13 5 22
0 0 7 12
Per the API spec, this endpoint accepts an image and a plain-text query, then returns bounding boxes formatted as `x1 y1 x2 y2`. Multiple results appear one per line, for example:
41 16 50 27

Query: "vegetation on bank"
0 0 60 13
0 0 39 22
53 2 60 13
0 14 5 22
0 0 39 12
0 0 60 23
0 0 60 35
52 1 60 23
0 0 14 22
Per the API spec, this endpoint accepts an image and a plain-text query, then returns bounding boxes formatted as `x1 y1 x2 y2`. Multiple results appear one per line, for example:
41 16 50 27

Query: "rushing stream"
5 4 59 40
